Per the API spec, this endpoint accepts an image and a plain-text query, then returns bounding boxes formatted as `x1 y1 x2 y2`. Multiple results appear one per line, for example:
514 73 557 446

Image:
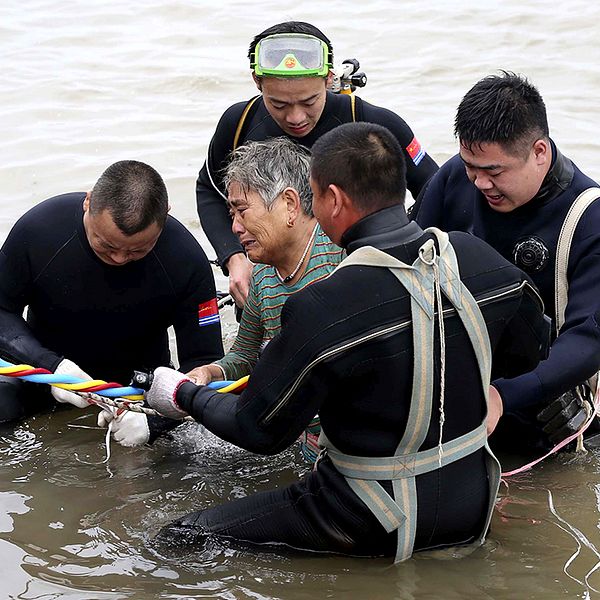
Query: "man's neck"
341 204 423 254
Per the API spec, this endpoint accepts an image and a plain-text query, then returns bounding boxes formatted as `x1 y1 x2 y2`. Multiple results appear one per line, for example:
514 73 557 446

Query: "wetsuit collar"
530 139 574 206
341 204 425 254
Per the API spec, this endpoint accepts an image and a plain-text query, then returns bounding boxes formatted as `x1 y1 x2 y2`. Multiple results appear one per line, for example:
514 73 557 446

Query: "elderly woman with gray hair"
188 137 344 462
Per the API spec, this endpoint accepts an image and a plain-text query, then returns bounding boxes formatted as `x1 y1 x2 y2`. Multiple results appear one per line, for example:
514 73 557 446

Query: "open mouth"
485 193 504 206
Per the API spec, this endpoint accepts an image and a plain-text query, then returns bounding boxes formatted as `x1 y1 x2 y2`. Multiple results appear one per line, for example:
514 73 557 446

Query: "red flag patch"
198 298 220 327
406 136 425 165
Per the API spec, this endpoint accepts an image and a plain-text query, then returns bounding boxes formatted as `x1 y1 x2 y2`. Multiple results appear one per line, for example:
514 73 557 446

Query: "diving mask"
252 34 332 77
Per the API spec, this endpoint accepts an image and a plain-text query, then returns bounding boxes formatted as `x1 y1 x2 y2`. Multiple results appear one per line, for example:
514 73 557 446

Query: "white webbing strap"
554 187 600 443
555 187 600 334
323 229 500 562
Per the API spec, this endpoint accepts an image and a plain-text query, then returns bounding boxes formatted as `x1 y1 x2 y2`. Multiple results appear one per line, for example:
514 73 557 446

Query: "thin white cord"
547 489 600 593
418 241 446 467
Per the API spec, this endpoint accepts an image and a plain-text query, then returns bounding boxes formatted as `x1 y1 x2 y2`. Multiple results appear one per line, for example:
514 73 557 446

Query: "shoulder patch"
198 298 220 327
406 136 426 166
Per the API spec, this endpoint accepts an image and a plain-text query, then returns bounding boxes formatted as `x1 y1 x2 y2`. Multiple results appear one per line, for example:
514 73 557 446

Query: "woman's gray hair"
224 137 313 216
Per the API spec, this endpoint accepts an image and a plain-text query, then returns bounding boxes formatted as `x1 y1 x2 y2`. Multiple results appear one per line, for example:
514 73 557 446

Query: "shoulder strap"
350 94 356 122
322 230 498 562
555 187 600 333
233 95 261 151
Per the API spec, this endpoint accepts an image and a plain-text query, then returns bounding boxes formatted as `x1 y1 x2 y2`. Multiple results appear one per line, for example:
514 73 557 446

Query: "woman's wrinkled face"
227 182 289 265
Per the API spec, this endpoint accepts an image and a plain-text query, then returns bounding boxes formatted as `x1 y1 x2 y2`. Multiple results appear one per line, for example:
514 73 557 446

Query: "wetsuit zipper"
261 280 540 425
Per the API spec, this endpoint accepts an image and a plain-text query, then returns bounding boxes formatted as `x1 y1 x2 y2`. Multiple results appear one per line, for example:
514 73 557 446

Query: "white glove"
51 358 93 409
145 366 192 420
97 409 150 447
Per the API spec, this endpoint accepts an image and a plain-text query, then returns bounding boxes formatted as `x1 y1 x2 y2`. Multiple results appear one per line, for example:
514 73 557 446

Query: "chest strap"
320 228 500 562
233 95 260 151
554 187 600 395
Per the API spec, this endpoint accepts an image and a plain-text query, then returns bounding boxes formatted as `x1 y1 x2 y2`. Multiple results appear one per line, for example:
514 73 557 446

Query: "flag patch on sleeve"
406 137 426 166
198 298 220 327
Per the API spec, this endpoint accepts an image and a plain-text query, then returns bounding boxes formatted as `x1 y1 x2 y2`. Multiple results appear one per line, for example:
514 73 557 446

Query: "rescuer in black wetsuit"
146 123 548 561
412 72 600 452
196 21 438 308
0 160 223 441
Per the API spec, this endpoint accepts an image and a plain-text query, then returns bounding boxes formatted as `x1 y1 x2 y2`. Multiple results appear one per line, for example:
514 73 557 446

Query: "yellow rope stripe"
218 375 250 394
0 363 144 400
0 364 37 374
1 361 246 401
54 380 116 390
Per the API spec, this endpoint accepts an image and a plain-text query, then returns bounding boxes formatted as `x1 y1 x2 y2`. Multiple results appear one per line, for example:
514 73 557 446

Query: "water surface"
1 1 600 597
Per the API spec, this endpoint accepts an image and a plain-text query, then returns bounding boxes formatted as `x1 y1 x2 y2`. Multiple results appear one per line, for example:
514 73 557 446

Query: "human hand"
145 366 192 419
97 409 150 447
186 364 224 385
487 385 504 436
51 358 93 408
226 252 253 308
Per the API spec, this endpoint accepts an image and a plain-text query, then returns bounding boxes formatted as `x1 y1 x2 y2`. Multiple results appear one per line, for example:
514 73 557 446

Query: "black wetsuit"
412 142 600 450
0 192 224 423
158 205 548 557
196 92 439 270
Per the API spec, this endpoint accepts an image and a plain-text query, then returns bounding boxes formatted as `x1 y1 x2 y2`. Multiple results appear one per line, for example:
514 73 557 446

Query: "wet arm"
215 276 264 380
0 238 62 371
195 104 247 271
175 290 329 454
494 249 600 412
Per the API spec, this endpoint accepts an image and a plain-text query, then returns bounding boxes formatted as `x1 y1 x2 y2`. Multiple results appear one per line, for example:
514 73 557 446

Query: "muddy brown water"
2 1 600 597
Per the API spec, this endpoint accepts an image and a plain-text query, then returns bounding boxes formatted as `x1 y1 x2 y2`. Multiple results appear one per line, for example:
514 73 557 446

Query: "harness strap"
555 187 600 333
323 228 500 562
234 94 355 153
233 95 260 151
326 421 487 481
325 422 487 534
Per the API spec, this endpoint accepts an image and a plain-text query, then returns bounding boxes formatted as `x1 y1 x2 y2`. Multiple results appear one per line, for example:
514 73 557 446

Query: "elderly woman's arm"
186 273 265 383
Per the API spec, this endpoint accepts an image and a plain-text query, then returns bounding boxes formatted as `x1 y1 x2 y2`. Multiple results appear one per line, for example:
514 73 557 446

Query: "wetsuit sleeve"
174 286 331 454
493 221 600 412
195 103 247 272
214 273 263 380
170 236 224 374
0 221 63 371
360 100 438 199
490 282 550 381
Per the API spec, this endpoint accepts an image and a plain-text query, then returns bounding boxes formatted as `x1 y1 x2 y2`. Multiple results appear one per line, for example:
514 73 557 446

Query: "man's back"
197 215 546 553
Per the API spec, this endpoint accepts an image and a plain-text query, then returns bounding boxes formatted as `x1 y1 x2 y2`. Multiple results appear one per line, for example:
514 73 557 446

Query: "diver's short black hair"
89 160 168 235
455 71 549 158
311 122 406 213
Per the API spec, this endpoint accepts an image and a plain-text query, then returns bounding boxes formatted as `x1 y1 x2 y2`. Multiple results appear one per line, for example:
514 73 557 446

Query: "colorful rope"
0 358 144 400
0 358 249 405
